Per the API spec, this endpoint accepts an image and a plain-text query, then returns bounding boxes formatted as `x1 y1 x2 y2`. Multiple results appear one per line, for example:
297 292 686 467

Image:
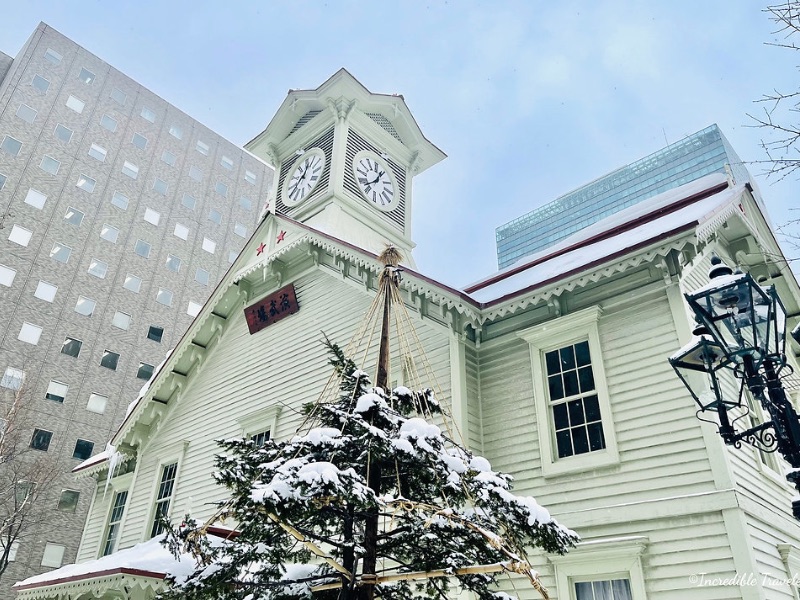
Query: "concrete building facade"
0 23 273 595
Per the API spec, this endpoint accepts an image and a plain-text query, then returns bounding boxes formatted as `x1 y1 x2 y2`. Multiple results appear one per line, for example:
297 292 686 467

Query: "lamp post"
669 256 800 519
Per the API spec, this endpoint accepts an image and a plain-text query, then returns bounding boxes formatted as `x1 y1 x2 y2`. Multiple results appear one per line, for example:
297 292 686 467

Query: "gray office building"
0 24 273 595
495 124 750 269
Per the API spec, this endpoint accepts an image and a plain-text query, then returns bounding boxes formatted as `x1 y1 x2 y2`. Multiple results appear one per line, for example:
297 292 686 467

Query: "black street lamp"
669 256 800 519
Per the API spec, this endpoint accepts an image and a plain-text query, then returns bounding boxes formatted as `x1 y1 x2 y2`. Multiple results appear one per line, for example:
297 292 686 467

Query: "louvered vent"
289 110 323 135
366 112 402 143
276 127 335 215
344 129 406 232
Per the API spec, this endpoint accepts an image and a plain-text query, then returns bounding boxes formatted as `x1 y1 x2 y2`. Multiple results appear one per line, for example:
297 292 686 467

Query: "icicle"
103 443 123 497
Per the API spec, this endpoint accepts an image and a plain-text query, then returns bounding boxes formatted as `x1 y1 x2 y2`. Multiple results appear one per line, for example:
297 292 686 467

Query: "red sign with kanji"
244 284 299 334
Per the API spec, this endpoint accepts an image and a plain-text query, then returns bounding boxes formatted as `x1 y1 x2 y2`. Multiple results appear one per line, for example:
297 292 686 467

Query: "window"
161 150 176 166
123 274 141 293
122 161 139 179
239 196 252 210
0 173 5 190
169 124 183 139
86 393 108 414
215 181 228 197
251 430 271 447
228 250 238 263
34 281 57 302
45 380 68 403
1 542 19 563
144 208 160 226
141 106 156 122
221 155 234 170
137 362 155 380
112 311 131 330
550 538 646 600
30 429 53 451
32 74 50 92
156 288 173 306
88 143 107 162
208 209 222 225
195 268 209 286
131 133 147 149
76 174 96 192
0 265 15 287
88 258 108 279
44 48 62 64
50 242 72 263
100 114 117 132
165 255 181 272
100 224 120 243
102 490 128 556
134 239 152 258
202 237 216 254
9 225 32 247
196 140 209 155
187 301 202 317
111 88 127 105
64 207 84 227
519 306 618 477
234 223 247 238
111 191 129 210
55 123 73 142
41 543 65 568
18 322 42 345
24 188 47 210
75 296 96 317
58 490 80 512
153 178 167 195
73 439 94 460
150 462 178 537
40 155 60 175
78 67 95 84
66 95 85 113
245 170 257 184
174 223 189 240
16 103 37 123
181 193 196 210
1 367 24 390
148 326 164 343
1 135 22 156
100 350 120 370
188 166 202 182
61 337 82 358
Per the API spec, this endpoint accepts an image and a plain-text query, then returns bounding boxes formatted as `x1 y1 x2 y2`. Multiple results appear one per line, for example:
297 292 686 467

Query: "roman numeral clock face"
353 151 397 211
283 148 326 206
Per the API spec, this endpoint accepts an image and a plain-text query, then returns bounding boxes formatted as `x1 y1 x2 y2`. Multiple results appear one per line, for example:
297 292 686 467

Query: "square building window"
174 223 189 240
195 268 209 286
196 140 209 155
147 326 163 343
50 243 72 263
88 144 106 162
134 239 151 258
234 223 247 238
144 208 160 226
111 191 129 210
61 337 82 358
111 88 127 105
18 322 42 345
165 255 181 272
64 207 84 226
215 182 228 197
66 95 85 114
111 311 131 330
156 288 173 306
86 393 108 414
41 543 65 568
24 189 47 210
202 238 216 254
88 258 108 278
141 107 156 122
221 155 234 170
78 67 95 84
34 281 57 302
73 439 94 460
58 490 80 512
161 150 176 166
1 136 22 156
9 225 32 247
1 367 24 390
188 166 202 182
100 350 119 370
44 48 62 64
101 114 117 132
76 174 96 192
122 161 139 179
40 155 60 175
74 296 96 317
131 133 147 149
153 178 167 195
137 363 155 380
245 170 257 184
16 104 37 123
208 209 222 225
32 74 50 92
31 429 53 451
0 264 16 287
169 125 183 139
182 194 196 210
123 274 141 293
46 380 68 403
101 224 120 243
55 124 73 143
187 301 202 317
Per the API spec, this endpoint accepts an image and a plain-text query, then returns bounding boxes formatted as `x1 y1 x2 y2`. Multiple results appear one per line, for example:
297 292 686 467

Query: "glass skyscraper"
495 124 750 269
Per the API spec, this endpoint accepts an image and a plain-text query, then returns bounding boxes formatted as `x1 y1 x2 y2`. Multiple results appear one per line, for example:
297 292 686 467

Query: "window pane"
239 196 252 210
563 370 579 397
572 427 590 455
41 543 65 568
40 155 60 174
123 274 141 293
578 366 595 393
195 268 209 286
208 209 222 225
147 326 164 343
215 182 228 197
89 258 108 279
101 224 120 243
202 238 216 254
548 374 564 400
545 350 560 375
111 311 131 330
54 124 73 143
182 194 196 210
1 136 22 156
234 223 247 238
74 296 96 317
61 337 82 357
174 223 189 240
153 178 167 195
1 367 24 390
189 166 202 181
245 170 257 184
169 125 182 139
131 133 147 149
73 439 94 460
196 140 209 155
86 393 108 414
32 74 50 92
31 429 53 451
165 255 181 272
156 288 173 306
141 107 156 122
18 322 42 345
0 264 16 287
66 95 85 113
111 88 127 105
64 207 84 226
76 174 96 192
46 380 68 403
78 67 95 84
24 188 47 210
111 191 129 210
221 155 234 170
44 48 62 63
101 114 117 132
34 281 57 302
58 490 80 512
134 239 151 258
88 143 106 162
9 225 32 247
187 301 202 317
50 242 72 263
137 362 155 380
161 150 176 166
100 350 119 370
16 103 37 123
144 208 160 226
122 161 139 179
575 341 591 366
559 346 576 370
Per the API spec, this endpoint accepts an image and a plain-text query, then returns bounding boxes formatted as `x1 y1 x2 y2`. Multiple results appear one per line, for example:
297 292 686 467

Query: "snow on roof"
72 447 111 473
466 175 740 304
14 535 195 590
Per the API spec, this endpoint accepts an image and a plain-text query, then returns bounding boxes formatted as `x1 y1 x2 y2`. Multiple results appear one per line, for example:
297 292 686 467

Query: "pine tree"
158 341 578 600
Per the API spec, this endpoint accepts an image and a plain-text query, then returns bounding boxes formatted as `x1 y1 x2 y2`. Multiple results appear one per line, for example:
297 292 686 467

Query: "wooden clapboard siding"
111 269 452 552
745 514 797 600
465 342 483 452
75 481 112 563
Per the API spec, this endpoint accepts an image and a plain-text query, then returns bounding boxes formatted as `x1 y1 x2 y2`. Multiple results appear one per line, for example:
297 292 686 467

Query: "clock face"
283 149 326 206
353 151 397 210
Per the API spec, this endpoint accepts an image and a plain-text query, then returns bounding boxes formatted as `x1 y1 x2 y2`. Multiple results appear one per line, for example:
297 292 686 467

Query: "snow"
691 271 748 296
354 392 387 414
467 176 741 303
398 418 443 453
469 456 492 472
15 535 197 588
291 427 343 446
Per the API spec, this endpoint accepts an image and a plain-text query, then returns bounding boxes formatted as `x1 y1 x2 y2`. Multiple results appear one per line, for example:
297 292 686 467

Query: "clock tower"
246 69 445 267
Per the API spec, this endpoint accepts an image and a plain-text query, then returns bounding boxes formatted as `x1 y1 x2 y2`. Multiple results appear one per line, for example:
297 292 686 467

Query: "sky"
1 1 797 289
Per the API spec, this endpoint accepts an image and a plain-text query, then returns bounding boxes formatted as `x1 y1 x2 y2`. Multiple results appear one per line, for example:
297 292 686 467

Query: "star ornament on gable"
256 242 266 256
276 230 286 244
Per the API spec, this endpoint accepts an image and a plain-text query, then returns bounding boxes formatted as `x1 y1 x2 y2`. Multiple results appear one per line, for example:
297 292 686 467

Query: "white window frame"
8 225 32 247
549 537 648 600
34 281 57 302
101 486 130 557
24 188 47 210
143 442 188 542
237 405 282 444
86 392 108 414
18 322 43 345
66 95 85 114
518 306 619 477
41 543 65 568
144 208 160 226
0 264 15 287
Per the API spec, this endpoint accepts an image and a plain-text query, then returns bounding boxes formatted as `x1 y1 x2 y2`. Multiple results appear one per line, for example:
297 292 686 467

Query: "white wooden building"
13 70 800 600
